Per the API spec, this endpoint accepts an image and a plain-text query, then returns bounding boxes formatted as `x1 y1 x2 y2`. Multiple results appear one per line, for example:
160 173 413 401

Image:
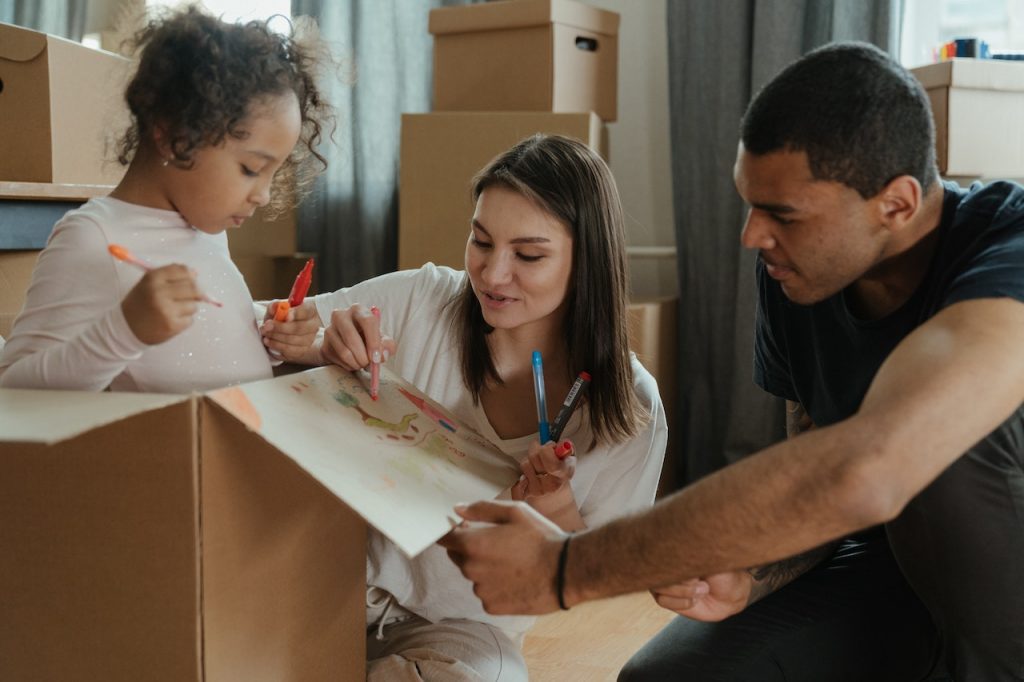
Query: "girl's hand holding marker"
109 243 222 345
260 258 321 363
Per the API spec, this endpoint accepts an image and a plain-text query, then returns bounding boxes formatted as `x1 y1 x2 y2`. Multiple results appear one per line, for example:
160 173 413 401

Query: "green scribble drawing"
422 432 449 457
392 454 428 482
333 388 418 432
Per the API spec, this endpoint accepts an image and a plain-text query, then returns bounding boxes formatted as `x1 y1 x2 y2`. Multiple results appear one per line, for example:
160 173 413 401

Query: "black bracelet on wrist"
556 534 572 611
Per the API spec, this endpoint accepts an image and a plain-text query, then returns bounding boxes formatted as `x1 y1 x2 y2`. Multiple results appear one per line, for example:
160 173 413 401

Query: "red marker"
274 257 314 322
370 305 381 401
397 386 457 432
554 440 574 460
107 243 223 307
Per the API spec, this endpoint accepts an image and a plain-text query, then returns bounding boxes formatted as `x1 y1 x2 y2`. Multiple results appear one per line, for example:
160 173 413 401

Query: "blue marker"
532 350 550 443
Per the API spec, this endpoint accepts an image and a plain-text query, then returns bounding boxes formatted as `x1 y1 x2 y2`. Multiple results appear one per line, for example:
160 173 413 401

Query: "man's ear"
875 175 922 234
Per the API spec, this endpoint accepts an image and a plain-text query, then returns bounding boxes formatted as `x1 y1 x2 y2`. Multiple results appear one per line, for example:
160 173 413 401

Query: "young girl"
271 134 668 681
0 6 328 393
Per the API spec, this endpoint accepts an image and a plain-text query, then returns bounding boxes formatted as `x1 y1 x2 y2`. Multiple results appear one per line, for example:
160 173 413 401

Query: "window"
148 0 291 26
900 0 1024 66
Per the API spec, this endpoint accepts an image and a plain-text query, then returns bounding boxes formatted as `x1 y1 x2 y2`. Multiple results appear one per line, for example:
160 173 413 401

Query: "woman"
284 134 667 680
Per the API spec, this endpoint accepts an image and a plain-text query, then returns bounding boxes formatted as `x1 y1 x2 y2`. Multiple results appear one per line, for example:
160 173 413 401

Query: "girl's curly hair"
117 5 332 215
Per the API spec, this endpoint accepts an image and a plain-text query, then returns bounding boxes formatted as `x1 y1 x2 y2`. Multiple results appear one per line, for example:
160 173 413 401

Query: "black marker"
549 371 591 442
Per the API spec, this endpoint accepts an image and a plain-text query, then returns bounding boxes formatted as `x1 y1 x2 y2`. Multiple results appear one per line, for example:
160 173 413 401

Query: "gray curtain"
0 0 86 40
291 0 473 290
667 0 902 485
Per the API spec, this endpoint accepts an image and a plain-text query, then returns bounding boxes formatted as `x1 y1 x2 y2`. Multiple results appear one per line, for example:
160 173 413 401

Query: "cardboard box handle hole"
0 77 4 95
575 37 598 52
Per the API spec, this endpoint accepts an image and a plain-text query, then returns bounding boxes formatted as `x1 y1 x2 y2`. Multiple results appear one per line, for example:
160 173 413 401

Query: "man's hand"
651 570 753 622
438 499 568 614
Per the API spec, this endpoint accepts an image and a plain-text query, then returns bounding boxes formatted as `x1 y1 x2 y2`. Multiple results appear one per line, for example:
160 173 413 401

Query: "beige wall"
581 0 677 299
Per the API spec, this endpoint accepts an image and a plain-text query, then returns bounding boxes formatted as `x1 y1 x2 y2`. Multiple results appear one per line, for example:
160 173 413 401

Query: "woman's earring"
162 158 170 167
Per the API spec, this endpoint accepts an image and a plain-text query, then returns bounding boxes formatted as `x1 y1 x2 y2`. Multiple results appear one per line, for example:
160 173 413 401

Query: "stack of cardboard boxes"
399 0 619 270
0 22 130 338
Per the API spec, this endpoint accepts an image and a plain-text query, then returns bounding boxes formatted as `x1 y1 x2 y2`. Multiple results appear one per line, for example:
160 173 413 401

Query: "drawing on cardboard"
207 365 518 557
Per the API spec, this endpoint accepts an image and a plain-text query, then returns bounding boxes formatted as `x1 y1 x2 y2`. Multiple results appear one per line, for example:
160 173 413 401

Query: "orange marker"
554 440 574 460
107 243 223 307
370 305 381 401
273 300 291 322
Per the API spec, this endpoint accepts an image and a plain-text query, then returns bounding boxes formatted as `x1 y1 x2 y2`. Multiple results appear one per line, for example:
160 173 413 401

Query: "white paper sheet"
208 365 518 557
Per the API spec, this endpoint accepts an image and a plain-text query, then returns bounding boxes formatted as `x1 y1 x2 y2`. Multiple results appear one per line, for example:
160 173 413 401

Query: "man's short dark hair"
741 41 939 198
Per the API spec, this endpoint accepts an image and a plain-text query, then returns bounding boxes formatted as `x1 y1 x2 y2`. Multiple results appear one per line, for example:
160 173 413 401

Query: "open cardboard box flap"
0 365 516 681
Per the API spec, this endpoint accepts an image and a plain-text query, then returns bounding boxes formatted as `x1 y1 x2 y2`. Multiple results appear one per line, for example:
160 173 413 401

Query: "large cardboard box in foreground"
0 22 130 184
430 0 619 122
0 387 366 681
912 59 1024 178
399 111 605 270
0 365 514 681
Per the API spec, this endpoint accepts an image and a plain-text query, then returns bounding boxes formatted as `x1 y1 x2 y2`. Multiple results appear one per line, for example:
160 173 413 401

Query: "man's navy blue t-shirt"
754 180 1024 426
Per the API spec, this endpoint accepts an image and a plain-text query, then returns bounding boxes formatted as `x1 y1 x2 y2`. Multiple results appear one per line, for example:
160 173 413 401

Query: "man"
440 42 1024 680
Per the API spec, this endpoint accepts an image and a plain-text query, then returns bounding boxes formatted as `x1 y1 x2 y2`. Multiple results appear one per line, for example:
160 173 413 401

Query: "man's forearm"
563 419 883 606
746 541 838 602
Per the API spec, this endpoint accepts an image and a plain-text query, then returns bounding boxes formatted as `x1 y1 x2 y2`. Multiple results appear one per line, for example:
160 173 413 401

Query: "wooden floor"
522 591 676 681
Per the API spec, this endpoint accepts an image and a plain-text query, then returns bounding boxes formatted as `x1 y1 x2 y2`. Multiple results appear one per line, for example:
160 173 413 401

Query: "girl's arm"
0 223 146 390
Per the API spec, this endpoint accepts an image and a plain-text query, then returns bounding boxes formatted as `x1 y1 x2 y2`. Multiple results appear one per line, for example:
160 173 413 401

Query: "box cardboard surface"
0 249 39 338
912 59 1024 178
0 22 130 184
399 112 604 270
0 386 366 681
234 252 317 301
430 0 619 121
0 363 516 679
227 205 298 257
627 297 678 493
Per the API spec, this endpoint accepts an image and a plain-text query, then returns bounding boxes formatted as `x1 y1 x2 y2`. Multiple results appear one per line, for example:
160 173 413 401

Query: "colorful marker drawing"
208 364 519 557
396 387 457 432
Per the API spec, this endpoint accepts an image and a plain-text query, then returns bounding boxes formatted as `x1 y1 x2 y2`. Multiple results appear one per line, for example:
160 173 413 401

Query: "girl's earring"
162 157 171 167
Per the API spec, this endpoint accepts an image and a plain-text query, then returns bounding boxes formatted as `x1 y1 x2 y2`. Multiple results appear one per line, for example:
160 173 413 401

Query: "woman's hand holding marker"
322 303 398 373
511 439 583 532
512 439 576 500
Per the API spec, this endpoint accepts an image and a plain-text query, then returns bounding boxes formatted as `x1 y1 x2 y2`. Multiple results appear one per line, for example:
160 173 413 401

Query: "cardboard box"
227 205 298 258
0 22 130 185
0 387 366 681
0 249 39 338
399 111 605 270
912 59 1024 178
430 0 619 122
0 364 517 680
627 296 678 495
234 253 316 301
